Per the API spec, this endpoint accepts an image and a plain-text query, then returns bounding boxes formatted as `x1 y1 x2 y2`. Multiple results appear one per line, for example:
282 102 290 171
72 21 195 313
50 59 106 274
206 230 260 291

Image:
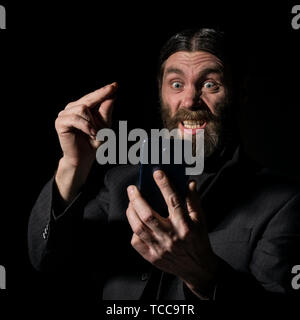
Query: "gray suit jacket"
28 146 300 299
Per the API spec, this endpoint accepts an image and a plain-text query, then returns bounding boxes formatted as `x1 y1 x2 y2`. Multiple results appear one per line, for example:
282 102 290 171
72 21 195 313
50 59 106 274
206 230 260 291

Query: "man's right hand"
55 82 118 168
54 82 118 204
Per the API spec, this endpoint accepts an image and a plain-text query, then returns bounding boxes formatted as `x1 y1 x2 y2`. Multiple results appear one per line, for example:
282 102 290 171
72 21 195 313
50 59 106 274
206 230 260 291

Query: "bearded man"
28 28 300 300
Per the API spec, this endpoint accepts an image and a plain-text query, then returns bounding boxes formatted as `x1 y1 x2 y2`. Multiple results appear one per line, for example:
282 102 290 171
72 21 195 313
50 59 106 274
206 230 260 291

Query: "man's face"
160 50 231 157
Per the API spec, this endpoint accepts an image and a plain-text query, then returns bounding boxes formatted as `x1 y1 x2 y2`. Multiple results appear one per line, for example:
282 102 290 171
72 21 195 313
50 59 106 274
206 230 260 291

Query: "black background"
0 0 300 307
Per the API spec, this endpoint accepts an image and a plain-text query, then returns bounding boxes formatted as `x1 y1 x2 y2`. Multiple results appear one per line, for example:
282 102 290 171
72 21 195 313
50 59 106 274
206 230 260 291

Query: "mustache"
171 106 216 124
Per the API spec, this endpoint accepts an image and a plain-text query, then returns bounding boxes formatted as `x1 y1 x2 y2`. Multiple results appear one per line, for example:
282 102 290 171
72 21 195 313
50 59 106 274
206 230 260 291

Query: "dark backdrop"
0 1 299 304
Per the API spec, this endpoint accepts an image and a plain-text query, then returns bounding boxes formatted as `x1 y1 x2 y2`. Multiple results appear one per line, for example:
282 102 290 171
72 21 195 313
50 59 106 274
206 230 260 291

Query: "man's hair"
157 28 230 87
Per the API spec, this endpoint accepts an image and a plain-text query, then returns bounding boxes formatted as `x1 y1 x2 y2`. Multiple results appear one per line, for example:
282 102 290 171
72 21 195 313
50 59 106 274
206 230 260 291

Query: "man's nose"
181 86 200 109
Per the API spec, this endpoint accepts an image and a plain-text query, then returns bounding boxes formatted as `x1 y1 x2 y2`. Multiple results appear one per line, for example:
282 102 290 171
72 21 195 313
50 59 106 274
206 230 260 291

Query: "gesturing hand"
54 82 118 204
55 82 118 168
126 170 218 299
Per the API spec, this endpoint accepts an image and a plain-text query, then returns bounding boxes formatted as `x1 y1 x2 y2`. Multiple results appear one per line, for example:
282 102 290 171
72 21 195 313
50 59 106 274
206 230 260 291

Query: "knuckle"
134 223 146 237
178 224 190 240
131 236 139 247
78 104 88 113
58 110 65 117
165 235 179 252
65 101 75 109
164 240 173 252
84 98 93 107
70 114 78 123
149 217 160 228
142 211 155 225
169 193 180 208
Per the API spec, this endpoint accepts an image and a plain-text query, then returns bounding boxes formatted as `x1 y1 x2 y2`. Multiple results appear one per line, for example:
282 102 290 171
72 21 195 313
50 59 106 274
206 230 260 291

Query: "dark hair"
158 28 231 87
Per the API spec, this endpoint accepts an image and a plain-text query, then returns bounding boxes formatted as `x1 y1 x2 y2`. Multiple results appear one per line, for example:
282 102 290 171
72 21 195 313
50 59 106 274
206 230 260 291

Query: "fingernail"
189 180 197 191
110 82 118 89
127 186 134 194
154 170 163 180
90 128 97 136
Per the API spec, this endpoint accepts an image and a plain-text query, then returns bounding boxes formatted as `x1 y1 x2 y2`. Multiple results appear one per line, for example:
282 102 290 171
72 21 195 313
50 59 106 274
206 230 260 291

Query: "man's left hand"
126 169 218 299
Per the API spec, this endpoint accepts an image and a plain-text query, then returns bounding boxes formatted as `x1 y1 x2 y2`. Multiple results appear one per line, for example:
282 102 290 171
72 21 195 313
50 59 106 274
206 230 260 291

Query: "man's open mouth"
179 120 207 134
182 120 206 128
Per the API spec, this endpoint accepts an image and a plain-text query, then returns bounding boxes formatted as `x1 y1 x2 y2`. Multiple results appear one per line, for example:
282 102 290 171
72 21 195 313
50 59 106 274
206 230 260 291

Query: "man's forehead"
164 51 224 73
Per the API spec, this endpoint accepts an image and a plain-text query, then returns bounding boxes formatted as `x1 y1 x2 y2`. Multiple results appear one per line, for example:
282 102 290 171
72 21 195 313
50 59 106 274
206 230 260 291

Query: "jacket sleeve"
248 191 300 297
27 167 110 273
182 192 300 300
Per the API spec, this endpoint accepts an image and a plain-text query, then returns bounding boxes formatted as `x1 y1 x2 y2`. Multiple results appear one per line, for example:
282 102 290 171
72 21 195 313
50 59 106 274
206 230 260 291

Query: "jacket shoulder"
254 167 300 198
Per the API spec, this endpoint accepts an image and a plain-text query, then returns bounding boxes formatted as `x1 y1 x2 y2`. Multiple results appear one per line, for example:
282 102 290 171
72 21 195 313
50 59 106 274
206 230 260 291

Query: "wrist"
55 157 93 203
184 277 216 300
183 254 218 300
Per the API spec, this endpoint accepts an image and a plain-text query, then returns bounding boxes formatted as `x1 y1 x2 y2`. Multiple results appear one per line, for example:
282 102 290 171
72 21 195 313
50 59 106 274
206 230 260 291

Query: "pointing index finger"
153 170 188 224
77 82 118 108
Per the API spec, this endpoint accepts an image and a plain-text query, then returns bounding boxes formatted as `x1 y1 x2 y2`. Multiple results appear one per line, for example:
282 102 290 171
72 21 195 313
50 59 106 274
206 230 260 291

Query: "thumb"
98 98 115 127
186 180 203 222
98 82 118 126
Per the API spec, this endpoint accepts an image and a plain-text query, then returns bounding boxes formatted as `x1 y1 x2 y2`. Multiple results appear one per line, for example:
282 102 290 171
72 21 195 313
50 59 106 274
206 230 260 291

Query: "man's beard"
160 98 233 159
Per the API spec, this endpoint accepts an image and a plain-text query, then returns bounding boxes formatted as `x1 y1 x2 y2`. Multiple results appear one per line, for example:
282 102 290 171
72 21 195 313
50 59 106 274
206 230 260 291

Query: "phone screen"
138 137 190 217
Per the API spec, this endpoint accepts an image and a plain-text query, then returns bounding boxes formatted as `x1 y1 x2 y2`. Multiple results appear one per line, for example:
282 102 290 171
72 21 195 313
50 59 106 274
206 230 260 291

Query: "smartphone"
138 137 191 217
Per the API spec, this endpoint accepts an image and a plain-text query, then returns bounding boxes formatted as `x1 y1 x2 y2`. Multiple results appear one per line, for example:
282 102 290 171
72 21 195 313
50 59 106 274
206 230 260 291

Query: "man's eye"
203 81 217 89
171 82 183 89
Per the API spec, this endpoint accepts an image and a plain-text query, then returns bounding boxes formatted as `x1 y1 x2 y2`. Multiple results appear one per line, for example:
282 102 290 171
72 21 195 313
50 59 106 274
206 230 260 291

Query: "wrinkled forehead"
163 51 224 76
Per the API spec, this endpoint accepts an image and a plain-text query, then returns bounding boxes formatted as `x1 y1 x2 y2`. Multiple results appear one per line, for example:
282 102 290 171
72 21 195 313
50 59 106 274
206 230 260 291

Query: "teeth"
182 120 205 128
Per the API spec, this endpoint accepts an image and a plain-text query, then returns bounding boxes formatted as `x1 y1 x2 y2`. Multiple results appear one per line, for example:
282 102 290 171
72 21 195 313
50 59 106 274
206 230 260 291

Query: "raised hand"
126 170 218 299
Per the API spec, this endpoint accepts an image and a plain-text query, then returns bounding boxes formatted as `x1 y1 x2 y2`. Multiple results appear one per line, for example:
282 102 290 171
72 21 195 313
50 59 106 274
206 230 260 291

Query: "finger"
153 170 188 225
97 97 115 126
131 233 151 259
78 82 118 108
62 103 107 133
66 82 118 109
55 113 97 138
60 104 95 125
126 203 158 245
85 107 98 131
65 104 106 132
127 185 170 237
186 180 204 223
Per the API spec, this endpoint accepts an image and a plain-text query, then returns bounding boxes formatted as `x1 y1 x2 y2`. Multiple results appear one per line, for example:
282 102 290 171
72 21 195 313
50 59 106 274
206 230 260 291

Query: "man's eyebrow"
164 67 185 76
164 66 223 78
200 67 223 77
